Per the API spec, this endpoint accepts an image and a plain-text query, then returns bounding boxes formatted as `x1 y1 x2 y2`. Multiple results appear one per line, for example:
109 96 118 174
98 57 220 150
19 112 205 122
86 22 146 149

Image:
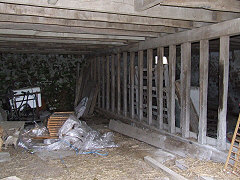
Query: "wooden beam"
138 51 144 122
168 45 176 134
0 37 126 45
217 36 230 150
0 29 146 41
107 18 240 53
123 52 128 117
156 47 164 129
106 56 110 111
180 42 191 138
117 53 121 114
111 54 115 113
0 3 193 28
150 0 240 13
198 40 209 144
0 22 160 38
0 14 177 34
97 57 101 108
130 52 135 119
102 57 105 109
147 49 153 125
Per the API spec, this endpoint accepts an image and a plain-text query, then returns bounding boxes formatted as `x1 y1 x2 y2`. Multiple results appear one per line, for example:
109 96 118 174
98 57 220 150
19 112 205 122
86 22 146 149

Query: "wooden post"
93 57 97 81
138 51 144 121
123 52 128 117
217 36 229 150
180 42 191 138
102 57 105 109
111 54 115 112
97 57 101 108
156 47 164 129
117 53 121 114
106 56 110 111
169 45 176 134
130 52 135 119
198 40 209 144
147 49 153 125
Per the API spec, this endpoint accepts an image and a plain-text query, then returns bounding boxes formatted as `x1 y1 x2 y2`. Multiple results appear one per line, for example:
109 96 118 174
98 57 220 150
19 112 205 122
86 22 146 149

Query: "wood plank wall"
95 18 239 150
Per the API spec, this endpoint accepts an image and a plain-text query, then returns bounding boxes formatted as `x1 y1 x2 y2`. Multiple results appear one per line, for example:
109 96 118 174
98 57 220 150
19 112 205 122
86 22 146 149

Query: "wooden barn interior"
0 0 240 179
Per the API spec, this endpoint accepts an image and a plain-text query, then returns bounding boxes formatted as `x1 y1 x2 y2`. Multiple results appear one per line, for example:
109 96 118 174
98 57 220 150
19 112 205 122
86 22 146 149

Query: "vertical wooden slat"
138 51 143 121
156 47 164 129
169 45 176 133
111 54 115 112
217 36 230 150
130 52 135 119
117 53 121 114
97 57 101 108
93 57 97 81
198 40 209 144
147 49 153 125
123 52 128 117
180 42 191 138
106 56 110 111
102 57 105 109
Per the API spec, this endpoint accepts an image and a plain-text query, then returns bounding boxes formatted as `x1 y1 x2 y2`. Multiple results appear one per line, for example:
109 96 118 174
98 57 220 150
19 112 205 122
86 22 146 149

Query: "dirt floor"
0 114 239 180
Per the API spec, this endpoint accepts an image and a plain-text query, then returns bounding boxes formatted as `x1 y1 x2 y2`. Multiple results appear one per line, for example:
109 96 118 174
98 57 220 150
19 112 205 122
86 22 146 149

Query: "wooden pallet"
47 112 74 137
224 113 240 176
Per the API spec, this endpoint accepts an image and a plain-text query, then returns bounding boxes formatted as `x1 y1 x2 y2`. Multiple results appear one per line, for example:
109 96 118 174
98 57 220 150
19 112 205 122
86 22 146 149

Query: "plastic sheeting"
18 115 117 153
75 97 88 119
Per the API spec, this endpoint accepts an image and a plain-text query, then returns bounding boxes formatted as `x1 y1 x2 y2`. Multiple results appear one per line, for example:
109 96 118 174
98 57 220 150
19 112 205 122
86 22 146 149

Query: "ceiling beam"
134 0 240 13
0 14 177 34
0 3 193 28
0 29 146 41
1 0 239 21
0 37 127 46
0 22 160 38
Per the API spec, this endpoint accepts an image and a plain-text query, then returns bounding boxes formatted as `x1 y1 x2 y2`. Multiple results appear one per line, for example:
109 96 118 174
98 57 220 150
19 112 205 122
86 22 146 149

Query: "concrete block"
151 149 176 163
0 152 11 163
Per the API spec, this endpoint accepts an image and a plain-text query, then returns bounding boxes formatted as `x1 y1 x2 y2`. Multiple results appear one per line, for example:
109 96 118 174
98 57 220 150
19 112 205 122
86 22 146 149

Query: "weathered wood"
89 85 100 115
97 57 101 108
93 57 97 81
130 52 135 119
217 36 230 150
74 62 81 107
123 52 128 117
138 51 144 122
0 14 177 34
135 0 240 13
156 47 164 129
106 56 110 111
108 18 240 53
180 42 191 138
111 54 115 113
0 3 193 28
169 45 176 134
198 40 209 144
147 49 153 125
117 53 121 114
102 57 105 109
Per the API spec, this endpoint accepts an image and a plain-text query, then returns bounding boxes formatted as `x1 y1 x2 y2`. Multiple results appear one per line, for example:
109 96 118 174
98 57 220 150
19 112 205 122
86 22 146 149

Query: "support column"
169 45 176 134
106 56 110 111
102 57 105 109
111 54 115 112
157 47 164 129
198 40 209 144
97 57 101 108
130 52 135 119
147 49 153 125
123 52 128 117
180 42 191 138
117 53 121 114
217 36 230 150
138 51 143 121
